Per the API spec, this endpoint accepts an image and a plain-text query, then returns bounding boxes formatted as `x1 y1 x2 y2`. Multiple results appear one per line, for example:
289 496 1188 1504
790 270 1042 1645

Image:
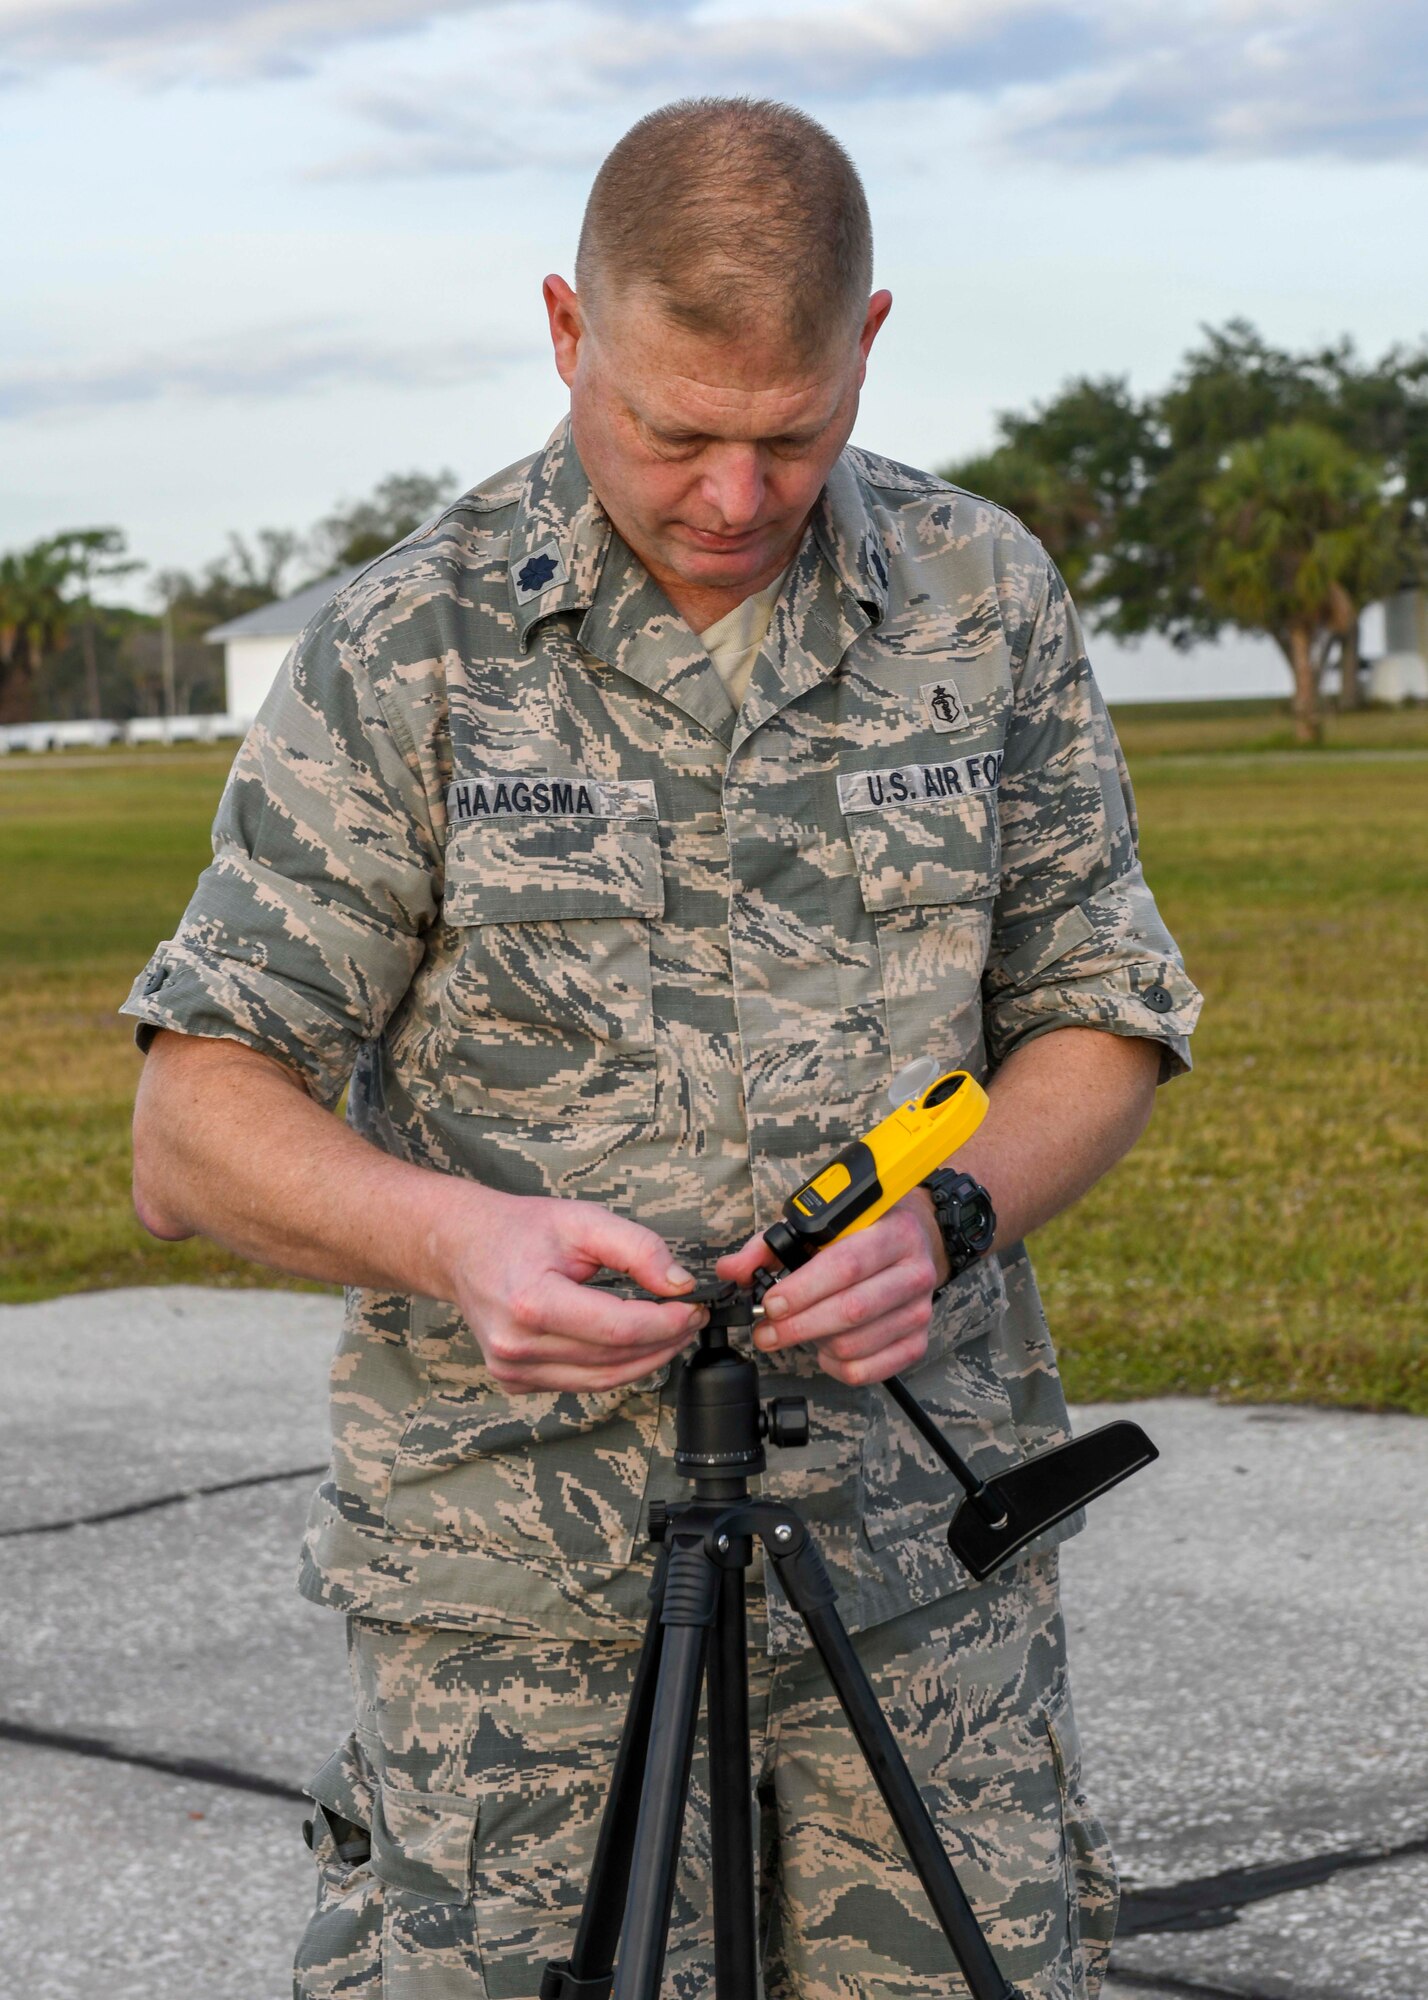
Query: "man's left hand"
715 1192 946 1385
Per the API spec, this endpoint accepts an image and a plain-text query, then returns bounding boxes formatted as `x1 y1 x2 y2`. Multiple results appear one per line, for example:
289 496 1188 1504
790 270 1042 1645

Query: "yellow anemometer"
763 1061 988 1271
754 1056 1161 1583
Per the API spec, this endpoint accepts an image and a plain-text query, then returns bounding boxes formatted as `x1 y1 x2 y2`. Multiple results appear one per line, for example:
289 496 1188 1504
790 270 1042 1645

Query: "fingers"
568 1207 699 1298
818 1327 932 1387
757 1262 933 1354
483 1337 693 1394
480 1314 699 1372
510 1274 707 1351
756 1205 932 1336
477 1274 705 1389
715 1233 777 1285
748 1201 937 1386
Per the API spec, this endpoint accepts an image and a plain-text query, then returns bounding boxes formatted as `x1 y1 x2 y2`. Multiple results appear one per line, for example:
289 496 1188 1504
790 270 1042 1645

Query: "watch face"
929 1171 995 1272
958 1190 996 1251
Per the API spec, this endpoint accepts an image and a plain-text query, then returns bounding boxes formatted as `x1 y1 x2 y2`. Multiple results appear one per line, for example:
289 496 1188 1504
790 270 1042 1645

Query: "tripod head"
670 1284 808 1498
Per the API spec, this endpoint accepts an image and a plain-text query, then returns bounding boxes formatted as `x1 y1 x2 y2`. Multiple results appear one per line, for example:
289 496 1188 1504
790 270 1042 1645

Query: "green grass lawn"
2 711 1425 1411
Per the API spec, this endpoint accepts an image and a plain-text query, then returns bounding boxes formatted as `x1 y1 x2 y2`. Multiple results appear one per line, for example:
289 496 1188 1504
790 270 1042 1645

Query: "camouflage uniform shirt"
122 420 1200 1656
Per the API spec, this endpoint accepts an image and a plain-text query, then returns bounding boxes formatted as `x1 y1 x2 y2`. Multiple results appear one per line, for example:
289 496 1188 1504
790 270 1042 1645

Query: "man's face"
544 276 891 620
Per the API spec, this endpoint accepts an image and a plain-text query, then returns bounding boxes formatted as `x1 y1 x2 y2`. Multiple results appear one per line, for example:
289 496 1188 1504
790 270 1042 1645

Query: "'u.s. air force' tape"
447 773 658 823
838 751 1004 816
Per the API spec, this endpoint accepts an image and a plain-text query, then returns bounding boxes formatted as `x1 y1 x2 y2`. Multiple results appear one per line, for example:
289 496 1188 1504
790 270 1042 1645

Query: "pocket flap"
371 1780 478 1902
847 790 1000 912
444 816 664 926
305 1733 374 1832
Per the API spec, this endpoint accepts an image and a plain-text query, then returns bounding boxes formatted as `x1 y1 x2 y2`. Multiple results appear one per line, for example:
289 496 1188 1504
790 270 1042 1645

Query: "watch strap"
922 1168 996 1299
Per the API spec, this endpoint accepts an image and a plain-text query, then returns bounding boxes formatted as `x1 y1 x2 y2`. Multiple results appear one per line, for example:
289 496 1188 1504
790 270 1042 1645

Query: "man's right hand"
436 1190 707 1392
133 1029 705 1393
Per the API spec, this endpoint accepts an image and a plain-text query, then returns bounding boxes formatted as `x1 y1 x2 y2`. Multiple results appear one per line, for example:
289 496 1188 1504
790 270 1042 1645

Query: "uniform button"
1143 982 1173 1014
144 964 168 995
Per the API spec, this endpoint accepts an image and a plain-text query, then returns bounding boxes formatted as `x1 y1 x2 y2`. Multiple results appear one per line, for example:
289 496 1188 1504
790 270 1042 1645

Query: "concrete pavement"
1 1287 1423 1998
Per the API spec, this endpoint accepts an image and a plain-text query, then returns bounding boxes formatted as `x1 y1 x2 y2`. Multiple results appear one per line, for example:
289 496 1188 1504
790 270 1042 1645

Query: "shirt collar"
811 446 890 628
508 417 890 646
507 419 615 648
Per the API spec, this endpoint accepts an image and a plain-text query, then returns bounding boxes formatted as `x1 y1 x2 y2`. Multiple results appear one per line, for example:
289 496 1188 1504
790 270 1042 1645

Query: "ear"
543 274 585 390
855 289 894 383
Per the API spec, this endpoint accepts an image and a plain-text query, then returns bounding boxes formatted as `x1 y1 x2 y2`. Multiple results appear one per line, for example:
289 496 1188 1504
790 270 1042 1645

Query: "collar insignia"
512 542 568 603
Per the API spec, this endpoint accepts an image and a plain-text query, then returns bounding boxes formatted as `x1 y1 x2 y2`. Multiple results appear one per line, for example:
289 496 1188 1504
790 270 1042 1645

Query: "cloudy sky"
3 0 1426 607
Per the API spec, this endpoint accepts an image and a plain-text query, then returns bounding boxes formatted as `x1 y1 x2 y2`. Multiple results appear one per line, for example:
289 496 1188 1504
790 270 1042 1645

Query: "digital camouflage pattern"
295 1555 1116 1999
122 418 1199 1661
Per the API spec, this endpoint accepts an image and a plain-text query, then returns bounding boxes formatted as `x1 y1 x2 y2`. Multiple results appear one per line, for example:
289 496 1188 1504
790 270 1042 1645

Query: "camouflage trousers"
294 1553 1116 1999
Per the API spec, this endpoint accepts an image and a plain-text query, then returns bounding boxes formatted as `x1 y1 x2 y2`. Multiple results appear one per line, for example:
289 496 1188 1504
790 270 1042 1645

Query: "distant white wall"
1088 627 1290 706
220 608 1408 717
225 636 294 725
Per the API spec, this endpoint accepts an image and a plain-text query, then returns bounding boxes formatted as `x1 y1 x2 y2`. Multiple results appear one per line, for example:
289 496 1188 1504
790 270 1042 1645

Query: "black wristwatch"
921 1169 996 1298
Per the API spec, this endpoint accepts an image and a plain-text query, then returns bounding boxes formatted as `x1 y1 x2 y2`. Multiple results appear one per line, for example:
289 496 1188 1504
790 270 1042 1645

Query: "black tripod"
541 1280 1159 2000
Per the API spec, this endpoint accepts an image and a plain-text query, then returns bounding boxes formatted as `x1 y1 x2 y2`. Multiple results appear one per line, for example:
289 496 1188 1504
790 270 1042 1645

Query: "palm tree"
0 541 74 725
1201 423 1406 744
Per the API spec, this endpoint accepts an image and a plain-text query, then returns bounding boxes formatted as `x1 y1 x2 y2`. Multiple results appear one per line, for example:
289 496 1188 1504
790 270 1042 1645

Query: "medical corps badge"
920 677 969 734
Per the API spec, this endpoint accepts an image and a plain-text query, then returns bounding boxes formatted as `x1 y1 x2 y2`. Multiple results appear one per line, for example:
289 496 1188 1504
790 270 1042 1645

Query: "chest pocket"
438 815 664 1124
847 786 1000 1077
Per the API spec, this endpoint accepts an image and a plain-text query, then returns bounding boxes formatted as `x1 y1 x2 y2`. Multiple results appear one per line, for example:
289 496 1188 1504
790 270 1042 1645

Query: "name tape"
838 752 1004 816
448 774 658 823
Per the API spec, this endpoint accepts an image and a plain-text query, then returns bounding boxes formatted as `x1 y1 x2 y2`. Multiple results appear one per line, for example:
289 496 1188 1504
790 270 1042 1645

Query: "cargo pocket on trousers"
437 815 664 1124
294 1736 383 1999
1044 1686 1119 1997
470 1772 607 1999
370 1779 485 1998
368 1772 603 2000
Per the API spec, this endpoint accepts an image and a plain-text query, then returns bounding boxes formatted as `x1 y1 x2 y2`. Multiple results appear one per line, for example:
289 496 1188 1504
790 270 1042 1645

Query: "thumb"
568 1207 697 1297
716 1232 778 1285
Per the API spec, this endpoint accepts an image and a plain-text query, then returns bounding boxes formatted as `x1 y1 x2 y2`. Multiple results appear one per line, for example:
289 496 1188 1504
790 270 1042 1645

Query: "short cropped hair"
576 98 873 356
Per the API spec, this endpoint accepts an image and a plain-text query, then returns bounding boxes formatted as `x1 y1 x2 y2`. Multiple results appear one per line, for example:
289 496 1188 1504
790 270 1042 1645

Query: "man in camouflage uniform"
126 100 1199 1999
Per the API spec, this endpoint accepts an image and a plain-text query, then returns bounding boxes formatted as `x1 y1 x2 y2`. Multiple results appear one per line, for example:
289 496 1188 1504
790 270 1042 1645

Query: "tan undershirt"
698 569 789 711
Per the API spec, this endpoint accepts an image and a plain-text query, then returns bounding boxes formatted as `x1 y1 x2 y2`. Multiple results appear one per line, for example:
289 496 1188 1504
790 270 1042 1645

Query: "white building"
207 569 1426 720
206 566 364 727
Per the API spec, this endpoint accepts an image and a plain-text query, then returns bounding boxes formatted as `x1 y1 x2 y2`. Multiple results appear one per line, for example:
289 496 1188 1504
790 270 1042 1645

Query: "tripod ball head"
675 1322 765 1477
672 1286 810 1485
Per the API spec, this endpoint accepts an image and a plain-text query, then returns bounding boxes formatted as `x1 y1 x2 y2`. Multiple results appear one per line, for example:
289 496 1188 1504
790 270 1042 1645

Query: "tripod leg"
545 1587 668 1999
769 1537 1021 2000
706 1564 758 2000
613 1540 720 2000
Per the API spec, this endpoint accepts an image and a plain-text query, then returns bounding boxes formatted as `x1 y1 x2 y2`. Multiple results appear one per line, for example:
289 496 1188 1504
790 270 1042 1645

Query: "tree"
307 469 459 575
49 527 143 719
1202 424 1406 744
944 378 1152 598
0 537 78 723
218 528 304 603
940 321 1428 734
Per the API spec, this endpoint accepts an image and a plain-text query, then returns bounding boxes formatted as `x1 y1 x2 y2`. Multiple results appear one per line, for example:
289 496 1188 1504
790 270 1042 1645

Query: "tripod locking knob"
762 1397 810 1449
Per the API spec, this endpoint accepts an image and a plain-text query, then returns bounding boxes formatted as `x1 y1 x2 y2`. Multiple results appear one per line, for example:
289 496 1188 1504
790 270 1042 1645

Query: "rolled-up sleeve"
119 603 439 1108
982 558 1201 1080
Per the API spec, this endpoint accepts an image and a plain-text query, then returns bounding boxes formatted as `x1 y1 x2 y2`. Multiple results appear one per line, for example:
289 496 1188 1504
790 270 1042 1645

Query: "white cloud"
6 0 1422 169
572 0 1095 99
299 0 1428 181
309 90 608 179
0 323 537 421
1015 0 1428 164
0 0 512 82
